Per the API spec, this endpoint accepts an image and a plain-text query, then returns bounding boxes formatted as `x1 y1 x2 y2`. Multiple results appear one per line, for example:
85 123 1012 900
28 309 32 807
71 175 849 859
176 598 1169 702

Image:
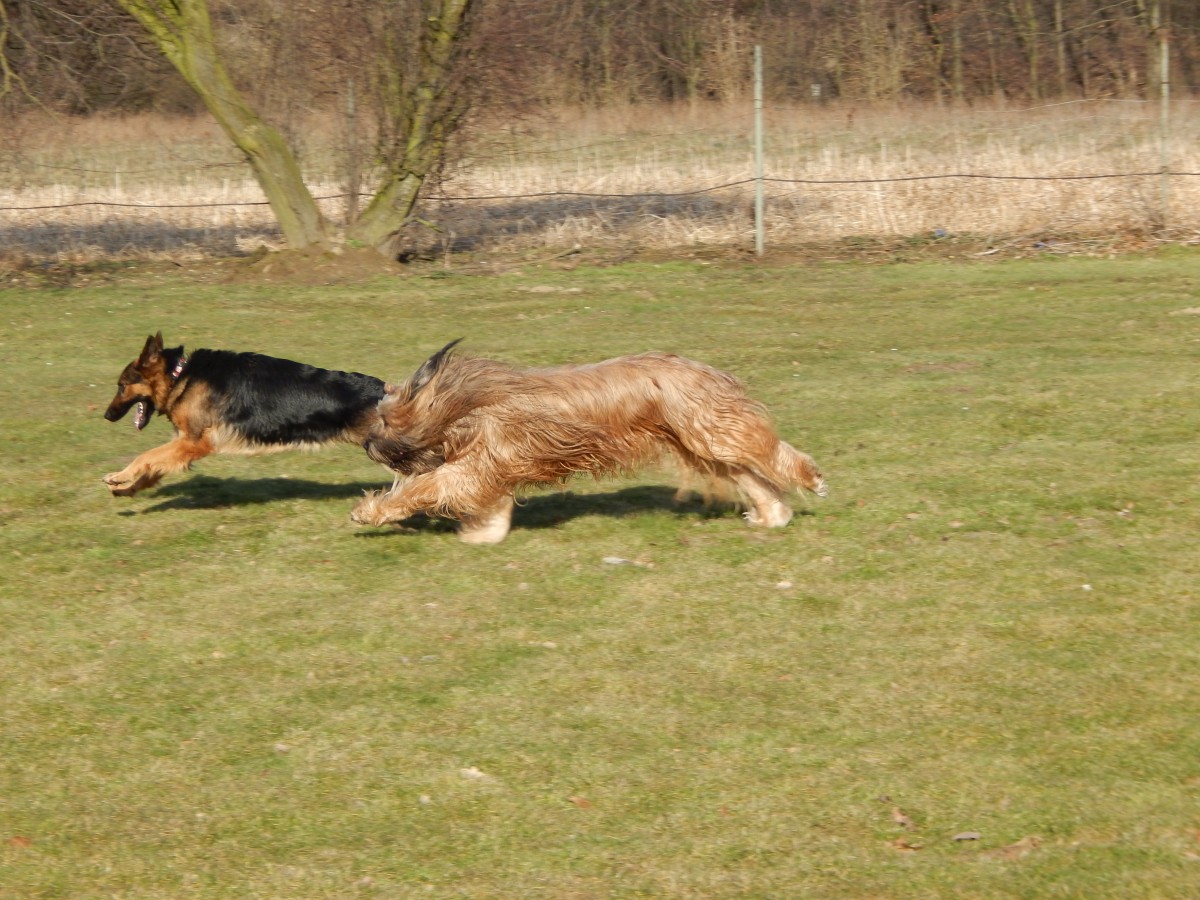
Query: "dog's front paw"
743 500 793 528
104 472 140 497
350 491 390 526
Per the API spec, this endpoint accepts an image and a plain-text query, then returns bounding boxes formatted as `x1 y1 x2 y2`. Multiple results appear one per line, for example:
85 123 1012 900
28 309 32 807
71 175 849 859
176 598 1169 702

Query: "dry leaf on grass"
892 807 918 831
567 795 592 808
891 838 922 851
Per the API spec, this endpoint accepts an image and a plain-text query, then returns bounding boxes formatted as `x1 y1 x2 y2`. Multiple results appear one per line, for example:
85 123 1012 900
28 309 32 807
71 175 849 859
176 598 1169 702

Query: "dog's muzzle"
104 398 152 429
362 436 390 467
363 433 444 475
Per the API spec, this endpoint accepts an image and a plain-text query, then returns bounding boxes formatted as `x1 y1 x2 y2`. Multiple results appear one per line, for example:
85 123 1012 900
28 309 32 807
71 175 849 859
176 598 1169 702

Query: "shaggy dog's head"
363 339 500 474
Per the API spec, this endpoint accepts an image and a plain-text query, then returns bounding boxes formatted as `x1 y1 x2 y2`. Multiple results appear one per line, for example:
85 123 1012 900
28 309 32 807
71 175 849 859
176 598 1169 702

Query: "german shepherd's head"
104 332 178 431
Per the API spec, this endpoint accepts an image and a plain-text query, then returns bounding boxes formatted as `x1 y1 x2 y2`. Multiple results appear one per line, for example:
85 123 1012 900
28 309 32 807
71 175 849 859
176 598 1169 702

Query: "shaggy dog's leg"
351 464 515 543
731 470 794 528
350 475 440 526
104 434 214 496
458 495 515 545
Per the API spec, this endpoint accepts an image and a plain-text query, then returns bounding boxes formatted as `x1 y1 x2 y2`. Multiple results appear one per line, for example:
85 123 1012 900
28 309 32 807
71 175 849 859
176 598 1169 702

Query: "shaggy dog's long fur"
103 332 385 496
350 340 827 543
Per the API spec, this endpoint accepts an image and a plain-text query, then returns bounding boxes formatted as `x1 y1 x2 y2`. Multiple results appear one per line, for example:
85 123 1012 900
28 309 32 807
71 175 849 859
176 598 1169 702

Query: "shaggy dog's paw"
743 500 793 528
104 472 140 497
350 491 389 526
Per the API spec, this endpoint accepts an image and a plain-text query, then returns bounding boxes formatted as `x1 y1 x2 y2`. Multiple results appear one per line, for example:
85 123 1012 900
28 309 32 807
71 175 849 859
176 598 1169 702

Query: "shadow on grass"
122 476 815 534
355 485 791 538
2 220 280 260
4 193 737 265
119 475 386 514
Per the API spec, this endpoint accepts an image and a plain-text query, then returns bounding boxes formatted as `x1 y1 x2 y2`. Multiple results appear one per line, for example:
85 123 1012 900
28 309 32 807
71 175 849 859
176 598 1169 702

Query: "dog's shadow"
122 475 386 513
356 485 814 537
513 486 735 531
124 476 765 530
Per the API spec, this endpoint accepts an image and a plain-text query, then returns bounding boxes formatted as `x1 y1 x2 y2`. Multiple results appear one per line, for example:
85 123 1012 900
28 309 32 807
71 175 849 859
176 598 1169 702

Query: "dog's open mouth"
133 401 150 430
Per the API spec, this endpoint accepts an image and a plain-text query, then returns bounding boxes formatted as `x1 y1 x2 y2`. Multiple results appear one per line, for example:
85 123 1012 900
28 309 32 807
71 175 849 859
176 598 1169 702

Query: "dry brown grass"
3 99 1199 263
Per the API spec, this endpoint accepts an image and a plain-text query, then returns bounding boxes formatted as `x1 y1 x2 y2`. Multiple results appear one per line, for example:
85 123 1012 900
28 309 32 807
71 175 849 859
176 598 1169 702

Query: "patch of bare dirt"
419 231 1169 276
1 230 1183 289
223 245 407 285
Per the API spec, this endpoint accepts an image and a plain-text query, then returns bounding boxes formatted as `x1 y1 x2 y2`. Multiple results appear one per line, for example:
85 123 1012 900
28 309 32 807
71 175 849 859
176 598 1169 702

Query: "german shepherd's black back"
176 348 385 446
103 332 386 496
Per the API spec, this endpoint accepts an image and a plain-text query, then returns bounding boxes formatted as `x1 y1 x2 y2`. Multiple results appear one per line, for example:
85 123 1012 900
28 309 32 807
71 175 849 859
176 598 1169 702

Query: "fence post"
754 45 764 256
1158 24 1170 232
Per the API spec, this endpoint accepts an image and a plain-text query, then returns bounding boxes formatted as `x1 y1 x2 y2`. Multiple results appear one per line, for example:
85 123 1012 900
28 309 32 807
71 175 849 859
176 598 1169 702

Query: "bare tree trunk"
855 0 906 102
1054 0 1069 97
920 0 964 105
1139 0 1168 101
919 0 947 105
113 0 479 260
950 0 964 103
114 0 332 251
349 0 475 253
1007 0 1040 100
978 3 1004 99
0 3 19 101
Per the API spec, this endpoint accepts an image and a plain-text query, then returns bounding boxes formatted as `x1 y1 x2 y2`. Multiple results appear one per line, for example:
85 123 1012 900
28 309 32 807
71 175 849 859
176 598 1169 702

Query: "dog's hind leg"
104 435 214 496
664 391 826 501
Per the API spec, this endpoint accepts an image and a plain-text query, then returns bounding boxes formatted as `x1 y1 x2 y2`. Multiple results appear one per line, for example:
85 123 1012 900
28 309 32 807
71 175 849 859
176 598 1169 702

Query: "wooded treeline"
3 0 1195 118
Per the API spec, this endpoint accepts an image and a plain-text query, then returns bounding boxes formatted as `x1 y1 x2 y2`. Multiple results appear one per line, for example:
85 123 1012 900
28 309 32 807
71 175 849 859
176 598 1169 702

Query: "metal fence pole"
1159 25 1170 232
754 45 764 257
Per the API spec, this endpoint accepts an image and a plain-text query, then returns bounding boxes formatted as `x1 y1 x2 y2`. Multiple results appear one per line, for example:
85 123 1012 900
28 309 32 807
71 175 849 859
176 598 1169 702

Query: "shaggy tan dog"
351 341 827 543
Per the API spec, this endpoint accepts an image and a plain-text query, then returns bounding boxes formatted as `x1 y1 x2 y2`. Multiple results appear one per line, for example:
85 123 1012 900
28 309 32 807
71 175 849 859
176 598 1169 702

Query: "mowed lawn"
1 252 1198 897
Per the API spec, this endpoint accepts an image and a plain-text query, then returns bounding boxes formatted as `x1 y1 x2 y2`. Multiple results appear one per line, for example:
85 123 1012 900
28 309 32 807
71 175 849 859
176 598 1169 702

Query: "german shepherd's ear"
405 338 463 399
137 332 165 367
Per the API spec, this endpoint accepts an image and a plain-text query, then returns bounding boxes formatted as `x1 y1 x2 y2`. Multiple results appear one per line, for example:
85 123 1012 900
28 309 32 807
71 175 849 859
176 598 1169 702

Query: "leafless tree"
103 0 494 256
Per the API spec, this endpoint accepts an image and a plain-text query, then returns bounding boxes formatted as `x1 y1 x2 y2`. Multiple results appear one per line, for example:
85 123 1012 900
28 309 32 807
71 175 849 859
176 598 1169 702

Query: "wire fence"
3 97 1200 261
7 169 1200 213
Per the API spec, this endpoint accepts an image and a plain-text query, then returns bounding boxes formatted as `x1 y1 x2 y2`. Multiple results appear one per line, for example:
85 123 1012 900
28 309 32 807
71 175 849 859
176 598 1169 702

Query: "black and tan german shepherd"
103 332 386 496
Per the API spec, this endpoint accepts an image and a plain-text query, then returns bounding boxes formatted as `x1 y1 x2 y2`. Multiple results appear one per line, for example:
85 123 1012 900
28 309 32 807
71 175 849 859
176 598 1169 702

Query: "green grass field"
2 252 1199 897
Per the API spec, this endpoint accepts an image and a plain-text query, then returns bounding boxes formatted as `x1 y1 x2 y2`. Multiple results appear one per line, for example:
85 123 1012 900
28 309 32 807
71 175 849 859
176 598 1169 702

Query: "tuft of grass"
1 252 1199 897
